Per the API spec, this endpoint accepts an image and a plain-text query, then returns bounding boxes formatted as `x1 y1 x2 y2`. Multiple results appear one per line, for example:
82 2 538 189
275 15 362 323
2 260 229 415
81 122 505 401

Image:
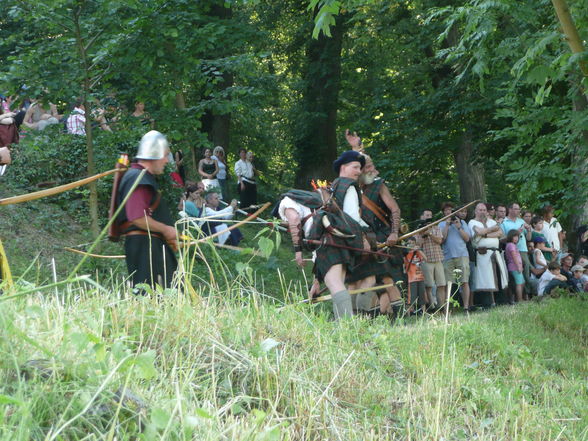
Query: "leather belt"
124 230 165 241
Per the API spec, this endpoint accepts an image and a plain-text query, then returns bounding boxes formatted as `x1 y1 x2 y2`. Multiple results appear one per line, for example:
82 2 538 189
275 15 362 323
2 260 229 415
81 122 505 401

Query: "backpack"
271 188 331 218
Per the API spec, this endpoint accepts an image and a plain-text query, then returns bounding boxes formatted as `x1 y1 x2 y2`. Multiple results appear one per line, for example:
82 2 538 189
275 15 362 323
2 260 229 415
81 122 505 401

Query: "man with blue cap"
310 149 371 319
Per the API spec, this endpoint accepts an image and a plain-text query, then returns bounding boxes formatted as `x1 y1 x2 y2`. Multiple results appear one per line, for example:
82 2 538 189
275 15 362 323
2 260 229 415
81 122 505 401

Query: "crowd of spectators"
412 202 588 313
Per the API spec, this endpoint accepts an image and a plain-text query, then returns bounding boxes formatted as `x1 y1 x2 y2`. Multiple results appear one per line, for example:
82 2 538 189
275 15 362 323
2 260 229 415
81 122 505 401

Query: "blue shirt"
501 217 528 252
439 219 471 260
184 200 202 217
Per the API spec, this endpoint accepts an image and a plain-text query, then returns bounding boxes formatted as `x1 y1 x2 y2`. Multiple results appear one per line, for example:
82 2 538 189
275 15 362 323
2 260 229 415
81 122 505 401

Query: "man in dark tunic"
117 130 178 289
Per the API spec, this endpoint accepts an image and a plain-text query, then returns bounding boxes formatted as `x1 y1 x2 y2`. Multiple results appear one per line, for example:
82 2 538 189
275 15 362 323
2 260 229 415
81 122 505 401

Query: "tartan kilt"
313 235 355 282
346 255 393 283
307 208 366 282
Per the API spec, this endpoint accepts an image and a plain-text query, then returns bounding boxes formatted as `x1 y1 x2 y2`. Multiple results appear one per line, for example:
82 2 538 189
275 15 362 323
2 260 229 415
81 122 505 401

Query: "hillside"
1 181 587 440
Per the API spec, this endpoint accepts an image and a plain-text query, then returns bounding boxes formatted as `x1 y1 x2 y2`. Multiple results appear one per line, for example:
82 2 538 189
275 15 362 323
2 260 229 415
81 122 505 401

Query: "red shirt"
125 164 155 222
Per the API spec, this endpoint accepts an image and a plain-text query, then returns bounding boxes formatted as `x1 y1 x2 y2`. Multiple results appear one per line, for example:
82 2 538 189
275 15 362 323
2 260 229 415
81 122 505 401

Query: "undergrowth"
1 271 587 440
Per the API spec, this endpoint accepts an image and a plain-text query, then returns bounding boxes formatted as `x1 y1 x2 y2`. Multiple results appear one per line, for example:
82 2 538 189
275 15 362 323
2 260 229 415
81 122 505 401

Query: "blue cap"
333 150 365 174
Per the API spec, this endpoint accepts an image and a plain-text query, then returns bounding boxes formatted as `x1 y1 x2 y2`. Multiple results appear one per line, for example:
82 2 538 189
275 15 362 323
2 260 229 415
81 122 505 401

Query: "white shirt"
234 159 255 183
538 270 556 296
541 217 563 251
211 155 227 180
343 186 368 228
200 205 235 245
66 107 86 135
468 218 500 249
278 196 314 237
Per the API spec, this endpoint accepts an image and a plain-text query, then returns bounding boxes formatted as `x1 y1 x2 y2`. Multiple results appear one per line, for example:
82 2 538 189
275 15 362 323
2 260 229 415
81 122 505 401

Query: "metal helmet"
135 130 169 160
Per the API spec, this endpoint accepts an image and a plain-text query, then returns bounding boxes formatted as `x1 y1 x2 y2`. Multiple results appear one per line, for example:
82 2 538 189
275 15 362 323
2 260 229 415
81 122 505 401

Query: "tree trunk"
551 0 588 78
454 131 486 205
293 12 346 188
571 91 588 231
200 1 232 154
73 10 99 237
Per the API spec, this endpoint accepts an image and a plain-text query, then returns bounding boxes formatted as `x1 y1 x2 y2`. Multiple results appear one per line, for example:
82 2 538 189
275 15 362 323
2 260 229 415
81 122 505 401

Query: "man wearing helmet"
117 130 178 289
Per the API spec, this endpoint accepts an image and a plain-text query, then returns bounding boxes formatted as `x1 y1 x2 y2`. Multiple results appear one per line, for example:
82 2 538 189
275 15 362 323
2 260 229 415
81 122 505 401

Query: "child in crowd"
531 216 555 262
505 229 524 302
404 238 427 313
538 262 568 296
569 265 586 293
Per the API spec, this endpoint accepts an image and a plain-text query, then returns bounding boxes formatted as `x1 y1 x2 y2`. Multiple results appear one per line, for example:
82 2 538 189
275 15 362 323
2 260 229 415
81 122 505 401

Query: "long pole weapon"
219 200 287 232
0 168 124 206
191 202 271 244
379 199 480 246
308 283 397 303
303 239 395 259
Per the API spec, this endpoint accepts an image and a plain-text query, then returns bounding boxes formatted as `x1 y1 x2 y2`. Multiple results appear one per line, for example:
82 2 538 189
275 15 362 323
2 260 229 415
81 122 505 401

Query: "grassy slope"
1 184 587 440
0 286 586 440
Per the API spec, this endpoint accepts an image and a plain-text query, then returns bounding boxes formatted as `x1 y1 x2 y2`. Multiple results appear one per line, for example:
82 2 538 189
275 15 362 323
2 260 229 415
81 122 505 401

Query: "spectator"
131 101 154 127
235 148 257 211
577 256 588 289
416 221 447 310
527 239 546 296
569 265 585 292
485 203 495 220
403 237 427 313
182 182 206 217
541 205 564 255
420 208 433 224
577 225 588 256
0 107 19 148
501 203 533 298
531 215 555 262
212 146 229 200
201 192 242 246
439 202 473 312
504 229 524 303
198 148 220 196
66 99 86 135
22 99 61 130
495 204 507 224
469 202 508 307
522 210 533 227
538 261 568 296
174 150 186 184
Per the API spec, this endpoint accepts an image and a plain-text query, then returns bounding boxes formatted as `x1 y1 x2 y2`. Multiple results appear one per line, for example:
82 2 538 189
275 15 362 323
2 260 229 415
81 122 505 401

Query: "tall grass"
1 248 587 440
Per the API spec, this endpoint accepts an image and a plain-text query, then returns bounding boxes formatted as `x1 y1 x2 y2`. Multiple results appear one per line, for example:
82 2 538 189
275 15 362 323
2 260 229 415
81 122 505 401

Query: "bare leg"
461 282 471 309
436 285 447 308
515 283 524 302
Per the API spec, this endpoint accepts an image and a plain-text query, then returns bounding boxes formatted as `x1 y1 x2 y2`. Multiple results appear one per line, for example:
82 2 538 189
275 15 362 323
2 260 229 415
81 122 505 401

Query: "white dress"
468 218 508 292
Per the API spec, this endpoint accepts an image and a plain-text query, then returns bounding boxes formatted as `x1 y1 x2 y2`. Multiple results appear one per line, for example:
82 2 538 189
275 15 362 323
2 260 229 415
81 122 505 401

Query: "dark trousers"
125 235 177 289
237 181 257 211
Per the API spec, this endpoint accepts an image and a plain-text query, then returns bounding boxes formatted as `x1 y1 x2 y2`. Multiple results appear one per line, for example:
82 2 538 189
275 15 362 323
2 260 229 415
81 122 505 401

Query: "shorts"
423 261 446 288
444 256 471 283
509 270 524 285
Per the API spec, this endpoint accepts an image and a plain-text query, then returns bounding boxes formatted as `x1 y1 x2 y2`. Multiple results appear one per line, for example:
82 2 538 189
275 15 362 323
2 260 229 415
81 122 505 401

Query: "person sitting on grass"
200 192 242 246
537 261 568 296
569 265 586 293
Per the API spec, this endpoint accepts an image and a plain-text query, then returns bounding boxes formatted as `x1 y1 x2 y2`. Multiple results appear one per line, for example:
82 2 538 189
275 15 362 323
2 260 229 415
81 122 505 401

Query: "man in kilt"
307 150 370 319
344 131 404 316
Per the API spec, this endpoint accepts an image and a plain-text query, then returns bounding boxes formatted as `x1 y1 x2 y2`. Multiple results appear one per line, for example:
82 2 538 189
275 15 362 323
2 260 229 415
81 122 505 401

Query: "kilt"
346 255 393 283
313 235 355 282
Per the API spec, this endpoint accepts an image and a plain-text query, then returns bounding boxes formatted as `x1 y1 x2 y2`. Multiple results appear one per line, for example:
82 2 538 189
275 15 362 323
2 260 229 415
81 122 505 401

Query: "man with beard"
345 131 403 316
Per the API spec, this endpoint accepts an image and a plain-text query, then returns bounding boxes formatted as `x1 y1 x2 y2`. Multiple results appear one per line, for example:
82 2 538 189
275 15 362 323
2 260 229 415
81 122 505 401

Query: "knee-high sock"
332 289 353 319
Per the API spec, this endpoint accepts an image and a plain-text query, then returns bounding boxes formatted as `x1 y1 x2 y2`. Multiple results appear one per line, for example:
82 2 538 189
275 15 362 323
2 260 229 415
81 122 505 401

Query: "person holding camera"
439 202 473 312
415 216 447 310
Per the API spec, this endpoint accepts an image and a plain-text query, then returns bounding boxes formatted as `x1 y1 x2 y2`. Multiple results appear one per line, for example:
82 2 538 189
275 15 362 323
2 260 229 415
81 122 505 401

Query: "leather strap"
119 191 162 233
361 195 390 227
